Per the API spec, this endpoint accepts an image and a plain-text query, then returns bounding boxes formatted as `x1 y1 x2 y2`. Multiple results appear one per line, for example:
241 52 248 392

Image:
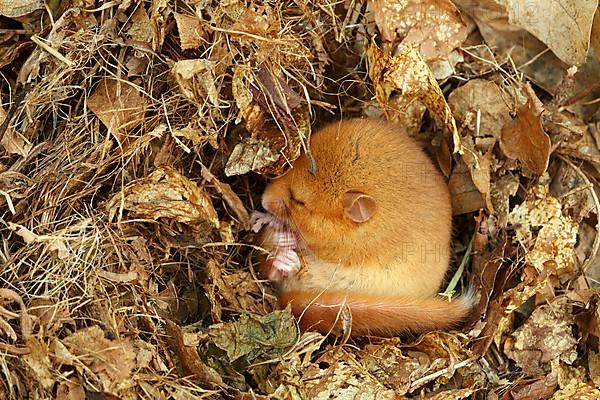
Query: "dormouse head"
259 121 387 262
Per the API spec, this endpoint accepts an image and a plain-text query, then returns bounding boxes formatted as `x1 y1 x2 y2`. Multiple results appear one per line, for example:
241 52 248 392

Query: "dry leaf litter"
0 0 600 399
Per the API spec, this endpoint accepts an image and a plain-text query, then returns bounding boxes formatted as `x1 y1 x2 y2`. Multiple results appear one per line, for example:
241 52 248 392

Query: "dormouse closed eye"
289 188 305 206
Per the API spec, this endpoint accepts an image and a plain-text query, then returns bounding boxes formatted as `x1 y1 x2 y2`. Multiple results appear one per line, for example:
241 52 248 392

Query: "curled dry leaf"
174 13 207 50
8 222 70 259
246 64 307 176
372 0 467 60
508 184 578 275
428 388 476 400
232 64 254 123
56 381 86 400
201 166 250 229
22 338 55 389
501 98 551 176
163 320 224 389
367 41 462 153
88 78 148 137
59 325 136 394
107 166 219 229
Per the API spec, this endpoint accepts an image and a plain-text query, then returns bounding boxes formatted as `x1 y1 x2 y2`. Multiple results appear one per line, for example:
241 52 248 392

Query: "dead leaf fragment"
551 379 600 399
504 298 578 376
174 13 207 50
372 0 467 60
201 166 250 229
172 59 220 106
303 348 397 400
448 159 485 215
127 6 153 44
506 0 597 65
88 78 147 137
511 373 558 400
60 326 136 393
367 41 462 153
501 99 551 175
208 310 297 363
225 138 279 176
164 320 224 388
0 0 41 17
448 79 512 152
508 184 578 275
107 166 219 229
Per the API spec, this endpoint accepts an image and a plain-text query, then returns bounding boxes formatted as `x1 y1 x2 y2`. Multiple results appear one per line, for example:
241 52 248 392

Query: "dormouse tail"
279 290 475 337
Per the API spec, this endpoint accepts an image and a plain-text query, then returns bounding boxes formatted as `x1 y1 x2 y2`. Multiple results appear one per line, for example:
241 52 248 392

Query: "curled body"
254 118 473 337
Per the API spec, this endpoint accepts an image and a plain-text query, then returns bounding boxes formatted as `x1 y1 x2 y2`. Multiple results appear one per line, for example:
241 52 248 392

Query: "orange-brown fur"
258 118 472 336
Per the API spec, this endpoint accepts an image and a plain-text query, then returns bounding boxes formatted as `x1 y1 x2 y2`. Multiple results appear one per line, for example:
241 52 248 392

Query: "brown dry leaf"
172 59 220 107
371 0 467 60
453 1 567 92
230 5 278 38
501 98 551 175
302 348 397 400
359 339 434 395
0 0 41 17
126 6 153 44
505 0 597 66
0 34 32 69
60 325 136 394
171 125 218 149
174 13 207 50
448 159 485 215
246 64 307 175
201 166 250 229
448 79 512 152
107 166 220 229
508 184 578 275
1 128 32 158
56 381 86 400
88 78 147 137
367 41 462 153
225 138 279 177
504 298 578 376
460 140 494 213
163 320 224 388
0 101 33 157
511 373 558 400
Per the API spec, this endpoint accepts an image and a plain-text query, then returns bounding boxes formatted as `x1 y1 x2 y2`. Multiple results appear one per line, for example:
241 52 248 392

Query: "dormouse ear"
343 191 377 223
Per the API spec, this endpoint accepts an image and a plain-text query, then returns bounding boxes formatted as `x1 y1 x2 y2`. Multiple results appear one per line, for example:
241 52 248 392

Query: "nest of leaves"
1 0 600 399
